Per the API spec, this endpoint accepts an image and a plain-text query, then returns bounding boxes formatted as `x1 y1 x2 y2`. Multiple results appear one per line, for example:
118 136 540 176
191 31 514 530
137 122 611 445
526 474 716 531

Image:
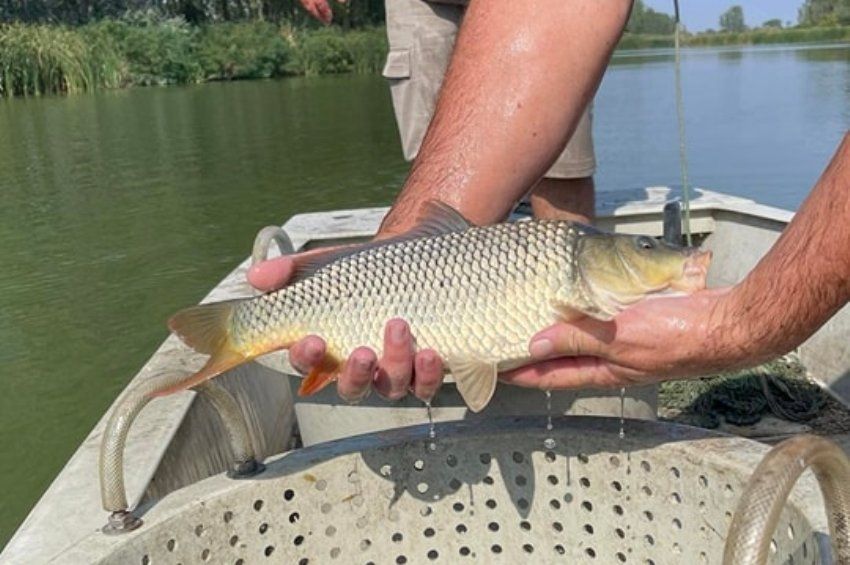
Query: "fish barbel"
166 202 711 411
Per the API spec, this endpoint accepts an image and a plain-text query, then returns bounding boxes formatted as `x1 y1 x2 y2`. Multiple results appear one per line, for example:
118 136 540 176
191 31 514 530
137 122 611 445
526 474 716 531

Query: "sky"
643 0 804 31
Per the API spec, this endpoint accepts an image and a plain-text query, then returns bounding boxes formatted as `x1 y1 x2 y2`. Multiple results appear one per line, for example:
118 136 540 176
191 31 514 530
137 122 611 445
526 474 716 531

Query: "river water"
1 42 849 545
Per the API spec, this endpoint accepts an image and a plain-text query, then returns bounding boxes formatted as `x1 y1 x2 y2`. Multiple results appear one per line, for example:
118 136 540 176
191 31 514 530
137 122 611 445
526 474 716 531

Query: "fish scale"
232 220 581 370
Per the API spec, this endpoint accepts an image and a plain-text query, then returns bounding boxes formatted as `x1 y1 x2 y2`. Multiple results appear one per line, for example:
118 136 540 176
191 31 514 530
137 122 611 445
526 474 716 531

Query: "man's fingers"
501 356 632 390
247 256 296 292
373 319 414 400
413 349 443 401
315 0 333 23
289 335 327 374
338 347 377 402
528 318 615 360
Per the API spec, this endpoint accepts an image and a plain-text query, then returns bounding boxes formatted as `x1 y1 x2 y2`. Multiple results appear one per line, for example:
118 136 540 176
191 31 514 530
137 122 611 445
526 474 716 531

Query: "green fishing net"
658 356 829 429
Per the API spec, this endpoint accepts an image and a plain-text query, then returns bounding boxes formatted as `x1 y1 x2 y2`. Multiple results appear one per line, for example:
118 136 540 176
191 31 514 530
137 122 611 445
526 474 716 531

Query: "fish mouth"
670 249 712 292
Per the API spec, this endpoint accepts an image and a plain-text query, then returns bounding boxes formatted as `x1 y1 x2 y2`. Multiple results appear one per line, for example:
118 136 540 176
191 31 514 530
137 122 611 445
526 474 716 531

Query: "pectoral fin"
448 356 498 413
298 354 342 396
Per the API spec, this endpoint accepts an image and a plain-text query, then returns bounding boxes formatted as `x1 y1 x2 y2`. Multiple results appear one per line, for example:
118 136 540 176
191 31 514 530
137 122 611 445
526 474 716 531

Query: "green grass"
0 18 388 97
618 25 850 50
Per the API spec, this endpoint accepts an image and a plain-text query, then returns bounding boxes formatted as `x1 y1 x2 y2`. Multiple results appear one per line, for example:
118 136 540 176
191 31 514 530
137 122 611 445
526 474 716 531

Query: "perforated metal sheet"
93 417 822 565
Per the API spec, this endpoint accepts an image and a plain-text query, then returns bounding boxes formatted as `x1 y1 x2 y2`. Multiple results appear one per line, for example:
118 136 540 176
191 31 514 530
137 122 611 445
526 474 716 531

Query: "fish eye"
636 236 656 250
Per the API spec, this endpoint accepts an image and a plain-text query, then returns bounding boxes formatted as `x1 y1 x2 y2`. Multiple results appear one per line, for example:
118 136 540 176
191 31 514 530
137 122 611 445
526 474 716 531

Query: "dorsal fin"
290 200 472 282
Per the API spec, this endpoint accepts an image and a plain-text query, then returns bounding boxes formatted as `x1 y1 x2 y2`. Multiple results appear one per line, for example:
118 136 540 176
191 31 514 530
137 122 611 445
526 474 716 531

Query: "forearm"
379 0 632 235
713 133 850 362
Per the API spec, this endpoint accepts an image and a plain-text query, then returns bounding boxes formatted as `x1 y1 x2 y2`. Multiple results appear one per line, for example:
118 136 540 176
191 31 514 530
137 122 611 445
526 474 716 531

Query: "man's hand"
502 288 745 391
299 0 346 25
248 255 444 402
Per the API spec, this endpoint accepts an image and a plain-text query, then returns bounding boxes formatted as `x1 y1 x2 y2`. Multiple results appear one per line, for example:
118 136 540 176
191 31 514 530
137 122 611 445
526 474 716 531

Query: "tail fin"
157 300 250 396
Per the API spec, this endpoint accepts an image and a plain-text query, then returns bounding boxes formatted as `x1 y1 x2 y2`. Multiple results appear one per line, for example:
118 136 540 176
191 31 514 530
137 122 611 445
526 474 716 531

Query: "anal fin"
449 356 498 413
298 355 342 396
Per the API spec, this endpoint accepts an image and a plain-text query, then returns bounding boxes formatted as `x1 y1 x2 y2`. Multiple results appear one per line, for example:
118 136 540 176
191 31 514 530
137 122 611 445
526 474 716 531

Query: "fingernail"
356 356 374 374
529 338 553 359
389 321 407 344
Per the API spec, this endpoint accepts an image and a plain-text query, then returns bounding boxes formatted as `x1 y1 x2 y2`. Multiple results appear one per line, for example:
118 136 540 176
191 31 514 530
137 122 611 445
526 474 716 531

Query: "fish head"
577 233 712 318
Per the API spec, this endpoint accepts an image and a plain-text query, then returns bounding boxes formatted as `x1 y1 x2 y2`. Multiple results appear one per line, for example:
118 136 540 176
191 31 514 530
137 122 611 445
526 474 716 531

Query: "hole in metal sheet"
424 527 436 537
325 525 336 537
479 453 491 464
223 511 233 523
380 464 392 476
616 552 626 562
329 547 341 559
396 556 407 564
584 524 594 534
417 482 429 494
670 492 682 504
699 475 708 488
259 523 269 534
264 545 275 557
488 522 499 532
414 460 425 471
643 510 654 521
552 522 564 532
609 455 620 467
641 485 653 497
512 451 524 463
515 475 528 486
194 524 204 537
724 483 734 497
582 501 593 512
321 503 332 514
235 559 244 565
289 512 300 523
459 547 470 556
253 499 264 511
315 480 327 491
545 451 556 462
645 534 655 545
640 460 651 472
483 476 494 485
564 493 573 503
360 539 372 551
547 474 558 485
673 543 682 554
420 506 433 517
491 544 502 554
770 539 778 554
453 502 465 512
670 466 681 478
520 520 532 531
449 478 462 490
672 518 682 529
392 532 403 542
584 547 595 558
201 548 210 561
446 454 458 467
611 481 623 492
284 489 295 501
166 539 176 552
293 535 304 546
555 545 567 555
523 544 534 553
615 528 625 539
141 556 149 565
456 524 468 534
578 453 590 464
788 523 795 540
550 499 561 510
518 498 529 509
580 477 591 488
427 549 439 560
229 535 239 547
485 499 497 509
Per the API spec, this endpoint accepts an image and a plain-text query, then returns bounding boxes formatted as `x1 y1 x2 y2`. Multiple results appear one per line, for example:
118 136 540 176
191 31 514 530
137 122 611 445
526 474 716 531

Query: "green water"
2 43 850 546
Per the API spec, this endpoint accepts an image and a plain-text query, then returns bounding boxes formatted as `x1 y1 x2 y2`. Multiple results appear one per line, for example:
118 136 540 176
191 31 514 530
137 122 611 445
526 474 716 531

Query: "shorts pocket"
382 48 412 80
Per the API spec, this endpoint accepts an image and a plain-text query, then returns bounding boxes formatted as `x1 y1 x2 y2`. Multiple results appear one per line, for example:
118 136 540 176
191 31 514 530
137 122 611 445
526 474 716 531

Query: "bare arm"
378 0 632 235
504 133 850 389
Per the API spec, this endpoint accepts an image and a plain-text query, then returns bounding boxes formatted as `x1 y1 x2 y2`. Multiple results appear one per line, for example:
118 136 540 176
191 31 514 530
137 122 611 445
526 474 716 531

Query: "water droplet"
618 387 626 440
543 390 555 448
425 400 437 450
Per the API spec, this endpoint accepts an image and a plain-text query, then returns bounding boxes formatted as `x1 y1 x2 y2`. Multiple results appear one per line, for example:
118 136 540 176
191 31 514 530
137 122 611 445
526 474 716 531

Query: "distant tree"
626 0 676 34
799 0 850 26
720 5 747 32
761 18 783 28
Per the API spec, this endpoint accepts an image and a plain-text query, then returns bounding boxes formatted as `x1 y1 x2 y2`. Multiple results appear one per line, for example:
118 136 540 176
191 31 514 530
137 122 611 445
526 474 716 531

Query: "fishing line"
672 0 693 245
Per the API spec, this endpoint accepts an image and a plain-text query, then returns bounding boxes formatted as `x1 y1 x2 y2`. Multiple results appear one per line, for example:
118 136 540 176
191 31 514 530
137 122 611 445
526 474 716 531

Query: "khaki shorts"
381 0 596 179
